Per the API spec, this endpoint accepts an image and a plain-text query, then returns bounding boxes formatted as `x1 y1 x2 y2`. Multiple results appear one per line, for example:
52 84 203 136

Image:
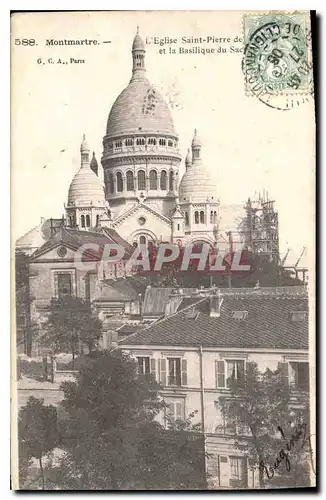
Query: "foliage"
45 350 206 490
216 362 312 488
40 296 102 366
18 397 58 489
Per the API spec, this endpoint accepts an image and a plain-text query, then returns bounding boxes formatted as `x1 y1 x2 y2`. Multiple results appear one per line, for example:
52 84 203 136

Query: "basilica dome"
179 164 217 203
68 166 105 206
106 79 176 138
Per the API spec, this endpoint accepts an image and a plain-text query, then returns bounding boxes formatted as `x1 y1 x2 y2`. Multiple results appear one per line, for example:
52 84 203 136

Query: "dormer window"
184 309 199 320
232 311 248 320
291 311 307 322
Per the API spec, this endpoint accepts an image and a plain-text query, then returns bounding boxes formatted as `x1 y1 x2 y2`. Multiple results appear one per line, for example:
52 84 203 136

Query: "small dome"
132 30 145 51
179 163 217 203
106 79 176 137
68 166 105 206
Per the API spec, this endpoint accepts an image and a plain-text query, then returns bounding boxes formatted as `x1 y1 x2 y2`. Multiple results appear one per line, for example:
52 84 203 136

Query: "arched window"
160 170 167 190
214 211 217 224
168 140 173 147
108 173 114 194
149 170 158 190
185 212 189 225
200 211 205 224
116 172 123 192
86 215 91 227
126 171 134 191
169 171 174 191
96 215 100 226
159 138 166 146
81 215 85 228
210 211 214 224
136 138 145 146
69 216 72 227
137 170 146 190
139 235 146 245
148 138 156 145
133 241 138 248
125 138 133 146
194 211 199 224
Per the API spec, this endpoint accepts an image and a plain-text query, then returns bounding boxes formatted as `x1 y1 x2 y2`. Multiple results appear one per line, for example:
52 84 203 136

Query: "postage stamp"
242 12 314 110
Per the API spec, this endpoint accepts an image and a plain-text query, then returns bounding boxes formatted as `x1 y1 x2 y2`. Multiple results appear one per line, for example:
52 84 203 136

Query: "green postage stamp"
242 12 314 109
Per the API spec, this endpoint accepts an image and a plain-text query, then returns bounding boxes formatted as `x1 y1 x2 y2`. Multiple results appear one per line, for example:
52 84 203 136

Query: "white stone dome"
106 79 176 138
67 166 105 206
179 163 217 203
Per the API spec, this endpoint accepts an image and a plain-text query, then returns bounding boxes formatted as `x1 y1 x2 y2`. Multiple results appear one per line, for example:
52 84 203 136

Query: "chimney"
209 290 223 318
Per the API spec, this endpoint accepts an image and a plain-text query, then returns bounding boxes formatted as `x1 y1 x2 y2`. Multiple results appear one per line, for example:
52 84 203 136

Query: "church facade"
65 30 221 248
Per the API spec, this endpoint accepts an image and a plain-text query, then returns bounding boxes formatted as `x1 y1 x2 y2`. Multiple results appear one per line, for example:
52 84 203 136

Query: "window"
116 172 123 192
115 140 122 148
160 170 167 190
185 212 189 225
139 235 146 245
137 357 156 378
278 361 309 391
126 171 134 191
108 173 114 194
136 138 145 146
81 215 85 228
149 170 158 190
148 138 156 145
169 171 173 191
177 224 180 231
159 138 166 146
57 273 72 297
168 140 173 147
137 170 146 190
158 358 187 387
96 215 100 226
200 210 205 223
125 138 133 146
165 398 185 426
86 214 90 228
232 310 248 320
216 360 245 388
210 211 214 224
229 457 247 488
194 211 199 224
227 360 245 384
291 311 307 322
214 211 218 224
290 362 309 391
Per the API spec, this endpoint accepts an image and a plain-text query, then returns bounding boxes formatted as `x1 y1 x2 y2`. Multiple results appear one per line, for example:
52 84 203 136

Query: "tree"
50 350 206 490
41 296 102 368
18 397 58 489
216 362 312 489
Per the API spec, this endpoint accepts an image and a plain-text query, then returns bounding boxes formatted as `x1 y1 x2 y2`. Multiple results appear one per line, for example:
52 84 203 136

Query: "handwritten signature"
259 422 316 480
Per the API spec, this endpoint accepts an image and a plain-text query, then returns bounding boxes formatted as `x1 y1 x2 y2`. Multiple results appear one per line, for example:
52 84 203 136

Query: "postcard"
11 10 316 490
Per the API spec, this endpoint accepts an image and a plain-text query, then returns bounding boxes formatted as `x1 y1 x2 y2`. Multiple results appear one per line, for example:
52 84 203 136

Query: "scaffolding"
238 192 280 262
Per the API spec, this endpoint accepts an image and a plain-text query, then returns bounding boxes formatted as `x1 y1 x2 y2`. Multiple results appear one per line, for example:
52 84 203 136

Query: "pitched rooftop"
120 287 308 350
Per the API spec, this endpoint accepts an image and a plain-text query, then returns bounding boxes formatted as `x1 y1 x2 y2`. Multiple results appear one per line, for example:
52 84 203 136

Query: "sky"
11 11 315 259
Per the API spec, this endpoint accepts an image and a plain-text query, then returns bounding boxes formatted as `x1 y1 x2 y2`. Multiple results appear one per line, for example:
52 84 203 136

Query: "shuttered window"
216 360 225 388
159 358 167 386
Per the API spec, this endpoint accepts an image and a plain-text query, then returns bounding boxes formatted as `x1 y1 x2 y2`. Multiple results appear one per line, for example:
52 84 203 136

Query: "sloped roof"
16 218 64 253
120 290 309 350
30 227 131 261
142 287 195 316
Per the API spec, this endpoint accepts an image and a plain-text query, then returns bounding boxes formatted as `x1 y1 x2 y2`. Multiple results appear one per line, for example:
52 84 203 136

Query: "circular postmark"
242 13 314 110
